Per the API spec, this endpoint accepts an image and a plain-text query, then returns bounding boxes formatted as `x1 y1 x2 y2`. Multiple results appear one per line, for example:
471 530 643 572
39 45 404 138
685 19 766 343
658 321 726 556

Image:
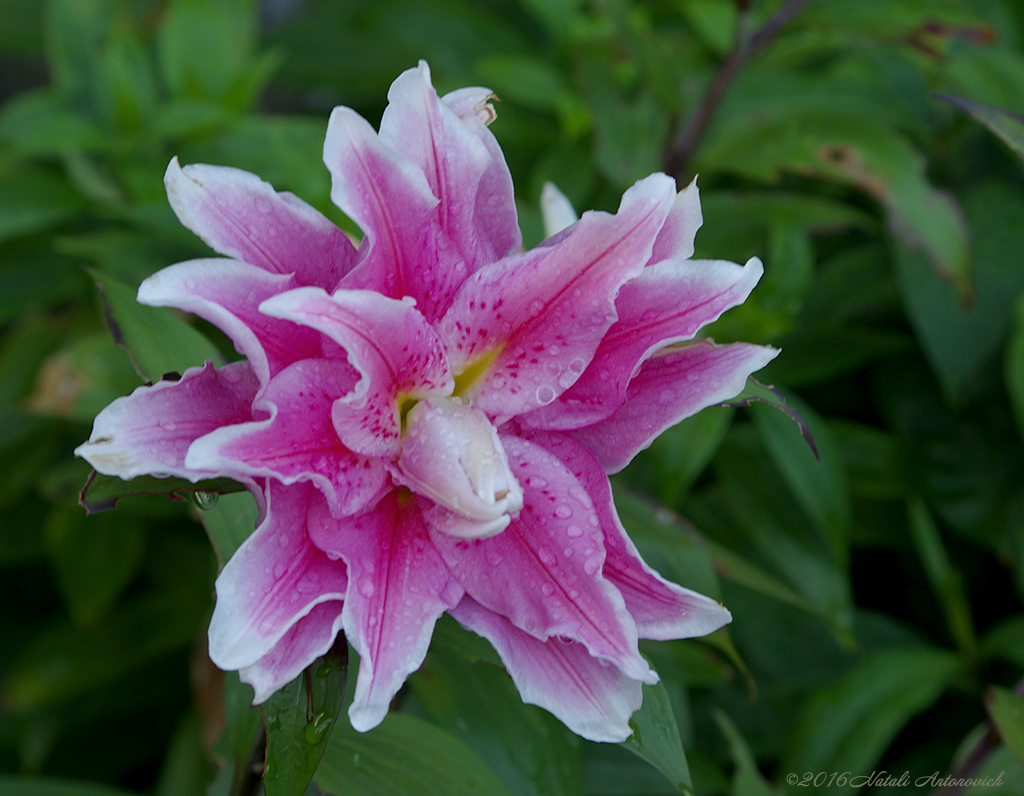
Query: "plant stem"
663 0 818 178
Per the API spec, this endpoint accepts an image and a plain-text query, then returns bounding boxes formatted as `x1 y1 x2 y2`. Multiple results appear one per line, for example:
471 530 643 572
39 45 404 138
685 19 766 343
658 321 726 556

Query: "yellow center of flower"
451 346 503 397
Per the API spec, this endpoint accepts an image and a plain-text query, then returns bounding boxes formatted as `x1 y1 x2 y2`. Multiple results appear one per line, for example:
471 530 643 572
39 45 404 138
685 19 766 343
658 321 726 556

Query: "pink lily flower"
75 62 777 743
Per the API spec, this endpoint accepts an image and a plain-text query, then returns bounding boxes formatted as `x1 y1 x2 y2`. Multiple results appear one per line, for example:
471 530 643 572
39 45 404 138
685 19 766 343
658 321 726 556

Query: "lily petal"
260 287 453 459
451 595 642 743
208 481 349 672
572 340 779 473
648 178 702 265
428 433 655 684
74 360 258 480
306 490 464 732
521 257 764 431
526 430 731 639
540 182 579 239
240 599 346 704
185 359 389 518
138 259 322 388
440 173 677 419
165 157 357 290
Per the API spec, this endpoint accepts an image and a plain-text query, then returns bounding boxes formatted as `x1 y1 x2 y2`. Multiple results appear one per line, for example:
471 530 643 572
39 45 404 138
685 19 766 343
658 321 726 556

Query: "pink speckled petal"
572 340 779 473
208 481 349 672
521 257 763 431
451 596 642 742
260 287 453 459
165 158 357 290
428 433 655 684
440 174 677 420
137 259 322 388
74 360 258 481
185 359 390 518
240 599 346 704
526 430 731 639
306 490 463 732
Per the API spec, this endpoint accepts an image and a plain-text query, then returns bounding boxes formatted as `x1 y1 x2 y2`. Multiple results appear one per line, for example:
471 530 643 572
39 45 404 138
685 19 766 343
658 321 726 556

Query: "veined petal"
259 287 453 459
208 481 349 672
323 104 446 304
378 62 517 317
165 157 357 290
428 433 655 684
240 599 346 704
648 178 701 265
185 359 389 518
572 340 779 473
74 360 258 480
520 257 764 431
395 398 523 539
306 490 464 732
526 430 731 639
451 596 642 743
138 259 322 388
440 174 677 419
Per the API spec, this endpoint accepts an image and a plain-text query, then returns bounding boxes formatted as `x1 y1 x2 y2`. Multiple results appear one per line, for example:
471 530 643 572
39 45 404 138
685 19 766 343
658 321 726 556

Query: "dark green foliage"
4 0 1024 793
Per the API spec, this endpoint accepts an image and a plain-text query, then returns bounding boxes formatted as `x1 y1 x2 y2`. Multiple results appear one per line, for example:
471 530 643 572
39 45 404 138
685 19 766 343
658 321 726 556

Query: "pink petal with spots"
451 596 642 742
74 360 258 481
440 174 677 419
526 430 731 639
376 63 517 319
521 256 763 431
165 157 357 290
305 490 464 732
260 287 453 459
138 259 322 388
208 481 349 672
185 359 389 518
647 178 701 265
428 433 655 684
572 340 779 473
240 599 346 704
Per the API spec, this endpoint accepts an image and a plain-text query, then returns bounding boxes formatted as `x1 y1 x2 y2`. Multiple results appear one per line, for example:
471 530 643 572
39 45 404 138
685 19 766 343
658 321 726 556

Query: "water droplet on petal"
536 385 556 405
272 562 287 579
538 546 556 566
541 583 555 597
359 579 375 597
566 524 583 538
555 505 573 519
193 491 219 510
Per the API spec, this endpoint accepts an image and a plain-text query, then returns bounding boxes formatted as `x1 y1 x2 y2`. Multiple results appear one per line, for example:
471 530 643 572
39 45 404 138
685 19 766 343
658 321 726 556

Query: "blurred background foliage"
3 0 1024 794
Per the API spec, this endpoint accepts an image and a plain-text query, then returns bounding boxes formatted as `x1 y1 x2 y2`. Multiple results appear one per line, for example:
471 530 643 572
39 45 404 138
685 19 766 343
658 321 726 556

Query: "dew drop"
541 583 555 597
359 579 375 597
254 196 272 213
272 562 287 579
563 547 574 557
193 491 219 510
160 421 177 432
538 546 556 566
527 476 548 489
566 524 583 538
555 505 573 519
528 299 544 316
536 385 556 405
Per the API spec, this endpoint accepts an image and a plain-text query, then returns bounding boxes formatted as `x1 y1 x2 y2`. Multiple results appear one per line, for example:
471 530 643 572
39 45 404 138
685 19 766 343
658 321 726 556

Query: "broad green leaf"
986 687 1024 768
0 90 109 155
313 712 514 796
828 421 903 501
0 777 140 796
411 645 584 796
713 711 777 796
621 680 694 795
782 646 961 787
895 182 1024 404
44 0 114 114
0 251 89 325
476 55 590 139
95 20 157 136
201 490 260 567
982 616 1024 668
640 406 734 508
939 94 1024 166
79 471 246 515
0 166 86 244
88 269 222 382
696 112 971 297
44 503 144 626
153 711 212 796
906 496 977 656
750 397 850 564
1007 293 1024 438
263 638 348 796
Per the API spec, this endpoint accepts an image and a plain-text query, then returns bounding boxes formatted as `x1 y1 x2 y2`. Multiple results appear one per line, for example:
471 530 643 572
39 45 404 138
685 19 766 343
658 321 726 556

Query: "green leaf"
313 711 514 796
895 182 1024 404
782 646 961 786
697 112 971 297
44 503 145 626
263 638 349 796
938 94 1024 166
200 490 260 568
621 680 694 795
713 711 777 796
88 268 223 383
1007 293 1024 439
906 496 977 657
986 686 1024 768
0 777 140 796
0 166 86 244
0 90 110 155
78 470 246 515
412 644 584 796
